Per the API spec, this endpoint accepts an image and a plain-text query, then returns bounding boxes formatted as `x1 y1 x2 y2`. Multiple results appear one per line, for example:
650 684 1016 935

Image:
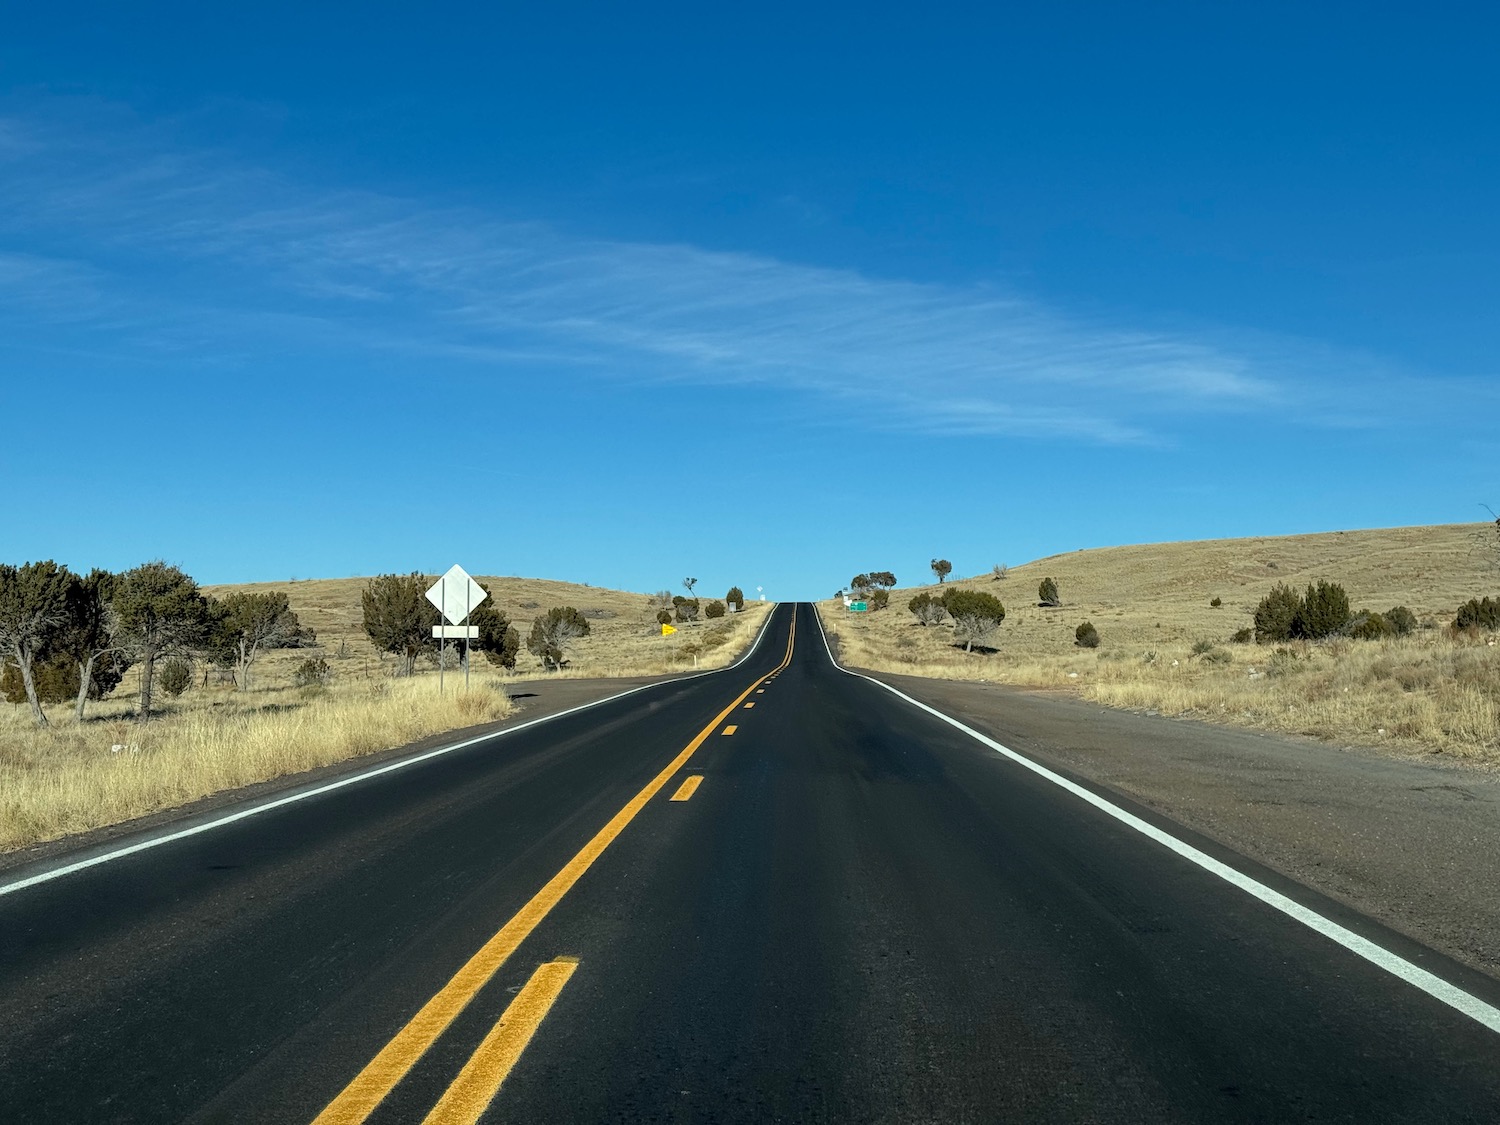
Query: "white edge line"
0 603 783 900
810 603 1500 1036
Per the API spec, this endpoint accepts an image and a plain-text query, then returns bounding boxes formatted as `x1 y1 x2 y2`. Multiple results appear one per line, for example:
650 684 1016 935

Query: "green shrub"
1191 638 1215 656
1385 606 1417 637
869 588 890 610
0 654 80 705
1454 596 1500 631
361 572 439 677
1038 577 1060 607
705 600 726 619
292 656 331 687
672 596 700 623
1230 626 1253 644
0 662 24 705
1254 583 1301 643
909 592 946 626
1348 612 1392 641
1075 621 1100 648
1294 581 1351 639
471 589 521 669
942 589 1006 652
1210 597 1222 608
656 609 673 626
527 607 591 670
159 657 193 698
725 586 745 611
1201 647 1233 665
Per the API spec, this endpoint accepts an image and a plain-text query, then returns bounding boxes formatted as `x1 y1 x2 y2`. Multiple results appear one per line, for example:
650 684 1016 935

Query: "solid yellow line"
419 958 579 1125
312 607 795 1125
721 725 738 735
669 775 703 802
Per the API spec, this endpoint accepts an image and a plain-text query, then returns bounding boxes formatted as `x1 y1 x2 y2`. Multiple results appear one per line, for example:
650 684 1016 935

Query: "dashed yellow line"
420 958 579 1125
743 702 755 709
669 775 703 802
721 725 738 736
311 608 796 1125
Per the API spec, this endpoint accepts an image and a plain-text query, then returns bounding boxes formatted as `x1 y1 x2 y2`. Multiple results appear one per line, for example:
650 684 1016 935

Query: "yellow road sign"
661 623 677 636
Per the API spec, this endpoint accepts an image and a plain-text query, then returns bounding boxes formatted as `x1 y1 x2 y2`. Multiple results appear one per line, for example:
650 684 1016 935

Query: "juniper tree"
361 573 439 676
1294 581 1351 639
1254 583 1302 643
57 568 129 721
210 590 312 690
942 588 1006 653
909 591 947 626
0 560 73 725
850 572 896 600
114 562 212 718
471 584 521 669
526 607 591 671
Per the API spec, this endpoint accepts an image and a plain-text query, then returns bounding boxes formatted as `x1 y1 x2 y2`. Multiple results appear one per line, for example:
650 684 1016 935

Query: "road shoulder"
872 671 1500 981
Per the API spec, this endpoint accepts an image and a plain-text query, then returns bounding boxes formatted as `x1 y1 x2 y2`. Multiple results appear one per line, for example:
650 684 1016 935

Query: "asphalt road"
3 602 1500 1122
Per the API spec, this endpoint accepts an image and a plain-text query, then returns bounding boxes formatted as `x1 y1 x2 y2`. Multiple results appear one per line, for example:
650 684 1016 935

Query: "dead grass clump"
1087 636 1500 759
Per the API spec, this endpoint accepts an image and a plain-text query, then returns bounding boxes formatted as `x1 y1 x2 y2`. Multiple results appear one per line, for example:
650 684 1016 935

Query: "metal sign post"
426 565 488 694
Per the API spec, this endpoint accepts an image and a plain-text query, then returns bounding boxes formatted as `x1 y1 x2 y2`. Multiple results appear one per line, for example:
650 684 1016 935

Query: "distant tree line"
650 582 747 628
849 572 897 611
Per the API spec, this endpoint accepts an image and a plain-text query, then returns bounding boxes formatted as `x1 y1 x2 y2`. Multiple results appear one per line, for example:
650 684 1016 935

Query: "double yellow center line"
312 608 796 1124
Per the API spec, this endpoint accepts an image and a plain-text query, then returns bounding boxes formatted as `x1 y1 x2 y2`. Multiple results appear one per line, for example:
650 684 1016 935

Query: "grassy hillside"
820 523 1500 760
197 574 765 687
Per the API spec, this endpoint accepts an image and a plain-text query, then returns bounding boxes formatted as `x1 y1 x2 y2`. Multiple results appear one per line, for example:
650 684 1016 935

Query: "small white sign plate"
426 564 488 624
433 625 481 639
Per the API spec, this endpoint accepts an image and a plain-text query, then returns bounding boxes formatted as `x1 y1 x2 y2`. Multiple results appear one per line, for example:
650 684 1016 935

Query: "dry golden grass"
1 575 769 853
0 674 514 852
819 523 1500 761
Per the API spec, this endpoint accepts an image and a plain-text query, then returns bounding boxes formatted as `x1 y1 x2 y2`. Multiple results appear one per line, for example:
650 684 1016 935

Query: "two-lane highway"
4 603 1500 1121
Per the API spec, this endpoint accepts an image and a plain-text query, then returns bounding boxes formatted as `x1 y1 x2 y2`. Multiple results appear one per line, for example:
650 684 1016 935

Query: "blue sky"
2 2 1497 600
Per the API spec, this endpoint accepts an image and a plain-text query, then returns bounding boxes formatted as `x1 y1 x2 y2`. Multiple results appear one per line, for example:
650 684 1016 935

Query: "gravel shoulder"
874 671 1500 981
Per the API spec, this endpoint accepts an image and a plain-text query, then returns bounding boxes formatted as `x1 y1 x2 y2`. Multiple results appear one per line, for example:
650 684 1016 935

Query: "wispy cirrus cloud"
0 96 1412 446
